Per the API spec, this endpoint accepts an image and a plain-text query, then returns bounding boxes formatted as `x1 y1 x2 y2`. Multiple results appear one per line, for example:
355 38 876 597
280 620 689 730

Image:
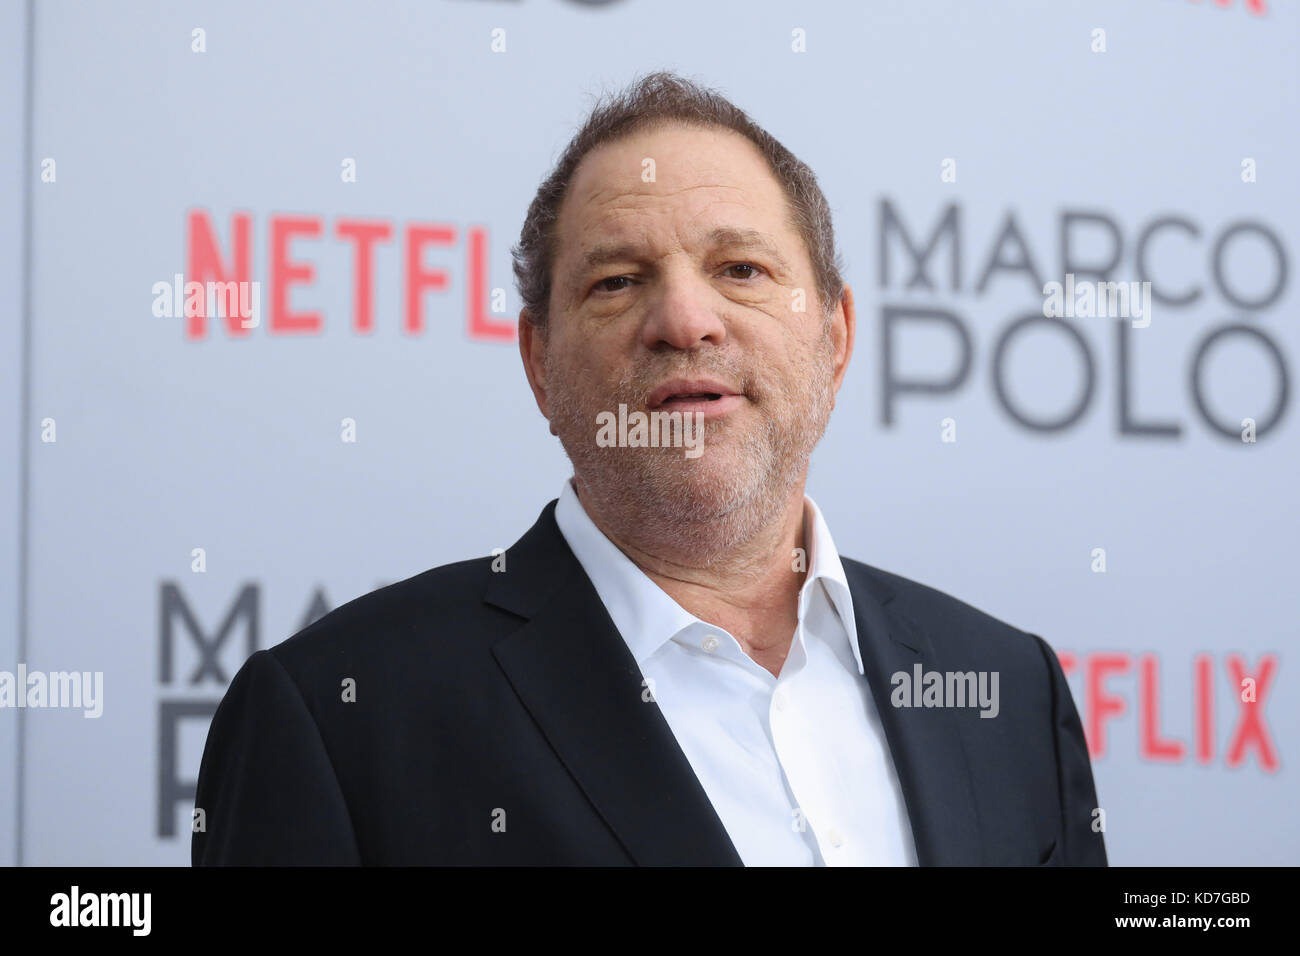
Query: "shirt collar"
553 478 864 675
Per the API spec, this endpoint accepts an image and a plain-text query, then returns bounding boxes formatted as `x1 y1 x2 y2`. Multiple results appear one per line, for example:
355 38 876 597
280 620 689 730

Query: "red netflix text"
1058 651 1279 771
183 209 515 343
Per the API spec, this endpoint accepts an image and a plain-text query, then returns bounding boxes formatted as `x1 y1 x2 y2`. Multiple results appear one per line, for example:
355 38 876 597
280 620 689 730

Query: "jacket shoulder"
841 556 1053 662
268 555 503 673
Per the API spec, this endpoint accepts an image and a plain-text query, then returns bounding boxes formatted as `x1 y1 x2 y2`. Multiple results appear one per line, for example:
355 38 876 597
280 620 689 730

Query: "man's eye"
593 275 634 294
721 263 763 280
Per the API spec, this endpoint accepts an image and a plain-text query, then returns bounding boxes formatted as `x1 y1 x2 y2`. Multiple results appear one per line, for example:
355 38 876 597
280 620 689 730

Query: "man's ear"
830 283 856 397
518 311 555 432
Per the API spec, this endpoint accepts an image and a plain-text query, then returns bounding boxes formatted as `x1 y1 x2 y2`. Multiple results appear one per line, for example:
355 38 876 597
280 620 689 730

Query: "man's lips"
646 378 743 412
650 393 745 418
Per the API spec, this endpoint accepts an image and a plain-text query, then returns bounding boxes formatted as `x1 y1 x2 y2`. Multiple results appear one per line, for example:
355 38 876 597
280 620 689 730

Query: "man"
193 71 1106 866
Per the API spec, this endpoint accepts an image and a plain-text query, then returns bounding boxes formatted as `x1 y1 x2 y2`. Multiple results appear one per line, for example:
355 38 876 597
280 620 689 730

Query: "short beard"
544 320 837 570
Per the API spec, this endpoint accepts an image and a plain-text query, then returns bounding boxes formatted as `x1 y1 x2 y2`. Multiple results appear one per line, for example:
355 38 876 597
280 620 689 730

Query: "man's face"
521 122 854 545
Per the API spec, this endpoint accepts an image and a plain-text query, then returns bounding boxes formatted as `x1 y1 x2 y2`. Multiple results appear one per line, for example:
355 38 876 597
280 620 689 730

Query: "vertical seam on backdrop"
16 0 35 869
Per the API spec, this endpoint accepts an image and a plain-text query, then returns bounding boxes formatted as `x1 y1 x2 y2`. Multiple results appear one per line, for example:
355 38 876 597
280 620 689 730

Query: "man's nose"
639 271 727 350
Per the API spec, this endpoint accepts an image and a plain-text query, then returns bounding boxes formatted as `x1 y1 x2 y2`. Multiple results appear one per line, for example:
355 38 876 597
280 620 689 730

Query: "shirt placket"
767 618 839 863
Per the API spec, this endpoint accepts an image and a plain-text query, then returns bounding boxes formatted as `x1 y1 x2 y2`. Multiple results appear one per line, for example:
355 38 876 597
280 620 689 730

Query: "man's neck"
571 476 810 675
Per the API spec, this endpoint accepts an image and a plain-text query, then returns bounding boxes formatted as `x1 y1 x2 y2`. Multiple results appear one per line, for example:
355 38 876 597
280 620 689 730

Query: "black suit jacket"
192 499 1107 866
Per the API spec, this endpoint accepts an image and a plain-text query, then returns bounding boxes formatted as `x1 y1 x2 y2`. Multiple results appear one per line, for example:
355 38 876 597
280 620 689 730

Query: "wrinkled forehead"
552 123 800 266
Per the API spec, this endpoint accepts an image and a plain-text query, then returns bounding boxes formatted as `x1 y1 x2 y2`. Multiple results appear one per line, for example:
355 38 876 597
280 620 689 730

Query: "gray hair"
511 70 845 332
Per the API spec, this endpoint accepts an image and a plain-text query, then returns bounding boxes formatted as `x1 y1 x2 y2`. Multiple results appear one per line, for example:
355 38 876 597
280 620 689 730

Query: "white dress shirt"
554 478 917 866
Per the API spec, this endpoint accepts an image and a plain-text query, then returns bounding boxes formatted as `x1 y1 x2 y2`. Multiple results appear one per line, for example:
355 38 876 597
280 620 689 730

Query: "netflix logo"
1059 651 1279 771
181 209 516 343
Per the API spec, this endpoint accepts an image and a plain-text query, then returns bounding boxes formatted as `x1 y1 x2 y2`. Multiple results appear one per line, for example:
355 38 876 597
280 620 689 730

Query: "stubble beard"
543 325 837 569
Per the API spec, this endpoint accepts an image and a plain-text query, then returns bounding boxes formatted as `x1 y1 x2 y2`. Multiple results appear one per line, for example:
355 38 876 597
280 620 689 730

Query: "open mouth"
647 378 740 409
647 393 744 421
661 392 724 405
644 378 745 419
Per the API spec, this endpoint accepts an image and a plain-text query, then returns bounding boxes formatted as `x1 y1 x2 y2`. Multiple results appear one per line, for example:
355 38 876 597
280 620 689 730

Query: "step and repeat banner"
2 0 1295 865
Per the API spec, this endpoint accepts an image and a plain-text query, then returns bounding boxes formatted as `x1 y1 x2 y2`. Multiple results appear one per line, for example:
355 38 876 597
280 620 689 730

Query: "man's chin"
626 451 771 517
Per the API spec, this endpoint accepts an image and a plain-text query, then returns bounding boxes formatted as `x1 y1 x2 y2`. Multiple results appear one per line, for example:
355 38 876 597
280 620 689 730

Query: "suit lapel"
486 501 743 866
843 560 985 865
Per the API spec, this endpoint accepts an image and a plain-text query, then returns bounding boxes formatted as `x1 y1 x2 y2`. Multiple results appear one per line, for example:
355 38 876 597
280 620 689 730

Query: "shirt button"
827 827 845 848
773 689 788 711
701 635 719 652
